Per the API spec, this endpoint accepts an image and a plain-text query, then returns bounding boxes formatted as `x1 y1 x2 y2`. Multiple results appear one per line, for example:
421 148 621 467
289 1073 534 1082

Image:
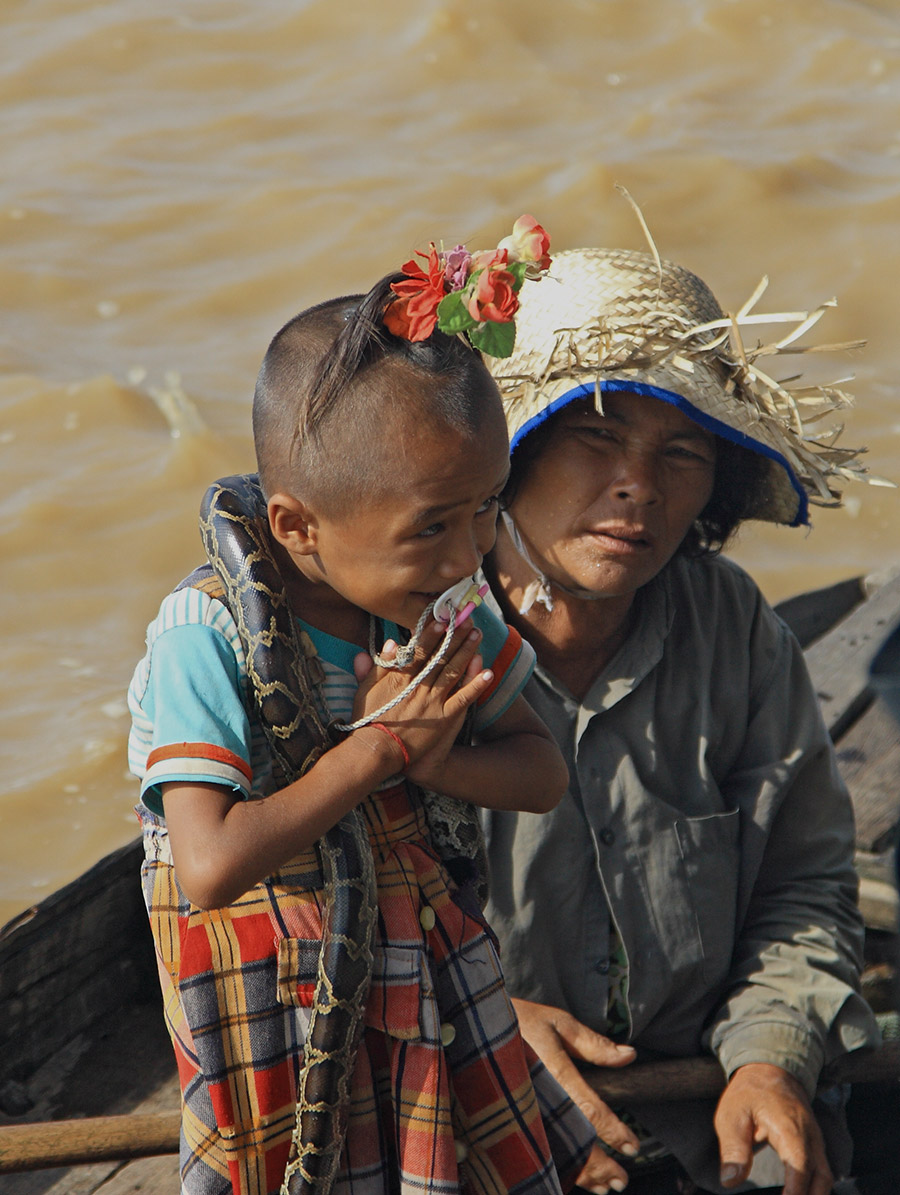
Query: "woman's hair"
680 434 770 556
252 275 502 512
502 396 771 557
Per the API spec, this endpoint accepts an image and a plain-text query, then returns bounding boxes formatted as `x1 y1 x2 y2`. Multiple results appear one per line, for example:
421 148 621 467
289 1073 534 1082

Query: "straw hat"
490 247 870 525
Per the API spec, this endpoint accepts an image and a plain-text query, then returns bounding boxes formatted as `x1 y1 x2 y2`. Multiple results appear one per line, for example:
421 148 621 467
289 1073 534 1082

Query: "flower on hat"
498 214 552 275
385 215 551 358
444 245 473 291
466 250 518 325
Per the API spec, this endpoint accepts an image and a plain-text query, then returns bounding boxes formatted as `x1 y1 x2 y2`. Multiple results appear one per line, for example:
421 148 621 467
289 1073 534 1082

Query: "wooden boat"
3 569 900 1191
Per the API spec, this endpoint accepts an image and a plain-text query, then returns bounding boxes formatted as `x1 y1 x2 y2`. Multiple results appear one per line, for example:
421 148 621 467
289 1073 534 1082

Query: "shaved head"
252 277 505 517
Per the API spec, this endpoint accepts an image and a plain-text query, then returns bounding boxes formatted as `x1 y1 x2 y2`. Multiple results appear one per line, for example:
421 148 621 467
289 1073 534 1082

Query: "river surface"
2 0 900 923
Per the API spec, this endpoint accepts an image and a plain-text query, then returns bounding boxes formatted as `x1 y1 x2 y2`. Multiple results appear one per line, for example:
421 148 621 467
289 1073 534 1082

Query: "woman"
479 247 881 1195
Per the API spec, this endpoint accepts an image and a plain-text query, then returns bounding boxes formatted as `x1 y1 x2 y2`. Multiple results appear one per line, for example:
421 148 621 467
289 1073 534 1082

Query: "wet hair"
253 275 504 514
502 396 771 558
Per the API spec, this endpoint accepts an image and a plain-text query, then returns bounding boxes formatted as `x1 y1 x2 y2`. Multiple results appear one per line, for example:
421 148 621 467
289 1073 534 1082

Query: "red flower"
384 245 446 341
466 254 519 324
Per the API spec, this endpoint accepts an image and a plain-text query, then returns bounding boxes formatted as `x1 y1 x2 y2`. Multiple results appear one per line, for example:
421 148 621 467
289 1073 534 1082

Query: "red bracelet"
371 722 410 771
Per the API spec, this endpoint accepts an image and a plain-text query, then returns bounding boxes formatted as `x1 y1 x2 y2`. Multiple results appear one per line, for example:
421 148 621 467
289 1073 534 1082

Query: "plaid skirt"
140 784 594 1195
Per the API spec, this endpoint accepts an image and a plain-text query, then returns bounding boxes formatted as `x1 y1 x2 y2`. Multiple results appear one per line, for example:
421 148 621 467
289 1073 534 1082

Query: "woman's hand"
714 1063 832 1195
351 619 490 774
512 998 640 1194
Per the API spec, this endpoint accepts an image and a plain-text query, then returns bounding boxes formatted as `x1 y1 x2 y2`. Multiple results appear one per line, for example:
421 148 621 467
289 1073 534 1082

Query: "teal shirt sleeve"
137 624 254 814
470 602 536 730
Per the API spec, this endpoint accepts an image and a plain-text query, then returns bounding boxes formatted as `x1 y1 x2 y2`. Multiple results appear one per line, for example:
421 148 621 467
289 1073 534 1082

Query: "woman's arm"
703 615 878 1192
706 636 876 1089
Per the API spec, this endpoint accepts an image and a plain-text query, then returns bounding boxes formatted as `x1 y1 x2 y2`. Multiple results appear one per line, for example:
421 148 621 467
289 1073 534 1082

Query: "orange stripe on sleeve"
476 625 523 705
146 742 253 784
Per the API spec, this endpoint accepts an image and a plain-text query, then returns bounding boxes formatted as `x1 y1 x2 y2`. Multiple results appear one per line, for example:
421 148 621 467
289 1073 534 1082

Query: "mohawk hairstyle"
252 275 503 515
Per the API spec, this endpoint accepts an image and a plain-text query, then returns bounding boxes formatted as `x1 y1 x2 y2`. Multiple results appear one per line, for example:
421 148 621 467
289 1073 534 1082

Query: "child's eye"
476 495 501 516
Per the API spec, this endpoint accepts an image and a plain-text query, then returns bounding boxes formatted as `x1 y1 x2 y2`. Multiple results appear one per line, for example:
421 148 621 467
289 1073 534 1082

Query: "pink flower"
498 214 552 271
471 247 509 273
385 245 446 341
443 245 472 291
466 257 519 324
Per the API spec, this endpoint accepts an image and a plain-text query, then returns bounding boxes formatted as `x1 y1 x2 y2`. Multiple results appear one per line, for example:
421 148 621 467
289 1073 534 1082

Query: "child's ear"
268 492 320 556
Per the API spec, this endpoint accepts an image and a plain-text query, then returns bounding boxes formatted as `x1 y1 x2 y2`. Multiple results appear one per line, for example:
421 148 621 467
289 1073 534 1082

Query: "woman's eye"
667 445 713 465
476 495 500 515
574 425 615 442
418 522 444 538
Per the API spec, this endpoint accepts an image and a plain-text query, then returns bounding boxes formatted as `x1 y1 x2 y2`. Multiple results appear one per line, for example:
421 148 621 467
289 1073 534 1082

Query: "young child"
128 221 595 1195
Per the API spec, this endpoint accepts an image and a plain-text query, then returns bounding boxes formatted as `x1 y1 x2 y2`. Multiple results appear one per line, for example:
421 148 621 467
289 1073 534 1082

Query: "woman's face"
507 391 717 603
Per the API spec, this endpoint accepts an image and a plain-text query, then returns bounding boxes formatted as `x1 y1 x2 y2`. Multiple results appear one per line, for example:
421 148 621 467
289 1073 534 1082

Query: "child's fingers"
353 651 374 683
441 667 493 719
419 627 483 694
400 619 472 677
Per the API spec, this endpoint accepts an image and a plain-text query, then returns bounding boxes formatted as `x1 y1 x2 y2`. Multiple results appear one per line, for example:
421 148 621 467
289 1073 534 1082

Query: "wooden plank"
858 877 899 934
804 569 900 741
835 699 900 854
0 1159 124 1195
870 621 900 725
774 575 865 649
855 849 899 933
87 1154 182 1195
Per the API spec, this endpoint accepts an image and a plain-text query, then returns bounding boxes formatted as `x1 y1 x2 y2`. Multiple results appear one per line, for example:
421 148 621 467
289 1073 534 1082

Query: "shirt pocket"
674 808 741 984
365 945 439 1043
276 937 321 1007
277 939 438 1045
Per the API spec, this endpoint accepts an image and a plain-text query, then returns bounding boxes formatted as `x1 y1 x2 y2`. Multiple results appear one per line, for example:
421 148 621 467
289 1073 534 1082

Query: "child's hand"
351 619 492 779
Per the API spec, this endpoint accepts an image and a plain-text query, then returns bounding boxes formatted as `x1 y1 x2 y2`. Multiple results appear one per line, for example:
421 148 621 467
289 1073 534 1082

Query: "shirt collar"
527 565 676 723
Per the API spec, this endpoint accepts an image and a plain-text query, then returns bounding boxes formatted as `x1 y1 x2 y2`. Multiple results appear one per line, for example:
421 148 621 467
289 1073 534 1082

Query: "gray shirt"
483 553 879 1189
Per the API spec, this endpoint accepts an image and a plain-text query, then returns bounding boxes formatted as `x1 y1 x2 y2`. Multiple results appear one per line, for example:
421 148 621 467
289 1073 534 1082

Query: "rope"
334 604 458 732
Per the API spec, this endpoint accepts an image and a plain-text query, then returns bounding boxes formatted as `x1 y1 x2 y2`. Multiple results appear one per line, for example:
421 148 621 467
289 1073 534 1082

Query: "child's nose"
439 530 484 581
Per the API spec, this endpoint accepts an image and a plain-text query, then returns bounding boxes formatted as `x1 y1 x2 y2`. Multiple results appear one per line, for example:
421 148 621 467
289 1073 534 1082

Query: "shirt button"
441 1022 457 1047
595 959 610 974
599 827 616 846
455 1139 469 1163
419 905 436 931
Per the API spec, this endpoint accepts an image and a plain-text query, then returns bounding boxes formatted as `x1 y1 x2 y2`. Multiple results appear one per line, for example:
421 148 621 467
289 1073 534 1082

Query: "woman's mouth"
590 527 651 553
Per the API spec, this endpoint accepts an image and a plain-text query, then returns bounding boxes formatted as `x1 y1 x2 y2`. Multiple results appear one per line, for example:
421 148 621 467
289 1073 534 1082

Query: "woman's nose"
612 451 661 504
